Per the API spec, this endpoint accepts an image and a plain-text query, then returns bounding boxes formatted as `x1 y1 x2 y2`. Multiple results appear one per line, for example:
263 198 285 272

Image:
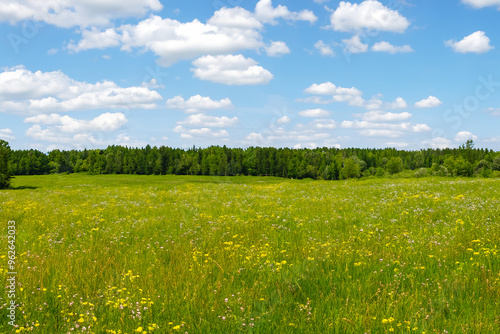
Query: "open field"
0 174 499 333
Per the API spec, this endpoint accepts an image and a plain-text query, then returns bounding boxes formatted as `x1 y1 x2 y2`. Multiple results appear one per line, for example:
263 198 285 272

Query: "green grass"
0 174 499 333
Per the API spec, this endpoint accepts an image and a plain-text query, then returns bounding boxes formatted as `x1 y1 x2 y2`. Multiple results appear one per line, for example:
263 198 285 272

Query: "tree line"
1 139 499 188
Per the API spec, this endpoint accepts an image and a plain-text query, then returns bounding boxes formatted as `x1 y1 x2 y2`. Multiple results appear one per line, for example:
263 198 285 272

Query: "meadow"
0 174 499 333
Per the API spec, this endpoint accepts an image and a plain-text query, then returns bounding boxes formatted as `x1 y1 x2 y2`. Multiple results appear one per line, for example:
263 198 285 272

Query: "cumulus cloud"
329 0 410 33
24 113 128 132
166 95 233 113
371 41 414 54
445 31 494 54
304 82 362 96
299 109 331 117
176 114 238 128
173 126 229 139
462 0 500 9
342 35 368 54
387 97 408 109
68 1 315 66
341 120 428 132
310 119 337 129
423 137 452 149
244 127 333 148
415 96 442 108
24 112 128 148
314 40 335 56
0 0 162 28
0 66 161 115
265 41 291 57
0 128 15 140
358 110 412 122
254 0 317 25
303 82 406 110
191 55 273 85
68 13 263 66
454 131 478 142
276 116 291 124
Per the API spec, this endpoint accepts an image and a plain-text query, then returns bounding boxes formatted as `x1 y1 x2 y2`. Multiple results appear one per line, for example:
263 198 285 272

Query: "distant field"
0 174 499 333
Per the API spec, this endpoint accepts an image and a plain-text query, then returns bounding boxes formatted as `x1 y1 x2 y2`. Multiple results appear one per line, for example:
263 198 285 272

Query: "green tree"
340 157 360 179
386 157 404 174
0 140 12 189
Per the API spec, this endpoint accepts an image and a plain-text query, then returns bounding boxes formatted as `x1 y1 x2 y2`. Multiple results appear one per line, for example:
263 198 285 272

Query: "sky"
0 0 500 152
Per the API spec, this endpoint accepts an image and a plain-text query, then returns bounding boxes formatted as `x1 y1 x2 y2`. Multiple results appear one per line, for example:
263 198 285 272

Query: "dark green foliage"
6 141 499 180
0 140 11 189
386 157 404 174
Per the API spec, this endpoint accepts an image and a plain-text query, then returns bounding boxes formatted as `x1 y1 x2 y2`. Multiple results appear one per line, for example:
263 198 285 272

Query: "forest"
1 140 499 186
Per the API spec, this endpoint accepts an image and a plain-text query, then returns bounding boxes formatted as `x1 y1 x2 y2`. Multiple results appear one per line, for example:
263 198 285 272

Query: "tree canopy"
4 141 500 181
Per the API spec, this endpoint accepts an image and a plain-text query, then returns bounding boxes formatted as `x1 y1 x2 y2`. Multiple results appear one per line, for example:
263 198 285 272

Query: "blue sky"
1 0 499 151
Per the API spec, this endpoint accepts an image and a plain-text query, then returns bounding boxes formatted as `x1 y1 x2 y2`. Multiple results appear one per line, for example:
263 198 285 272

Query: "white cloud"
0 66 161 115
0 0 162 28
173 126 229 139
191 54 273 85
329 0 410 33
310 119 337 129
254 0 317 25
24 112 128 148
265 41 291 57
242 124 344 148
244 132 266 144
276 116 291 124
423 137 452 149
68 11 264 66
299 109 331 117
371 41 414 54
24 113 128 133
303 82 406 110
387 97 408 109
412 124 432 132
68 2 315 66
454 131 478 142
314 40 335 56
359 110 412 122
341 120 426 132
70 27 122 51
462 0 500 9
415 96 442 108
342 35 368 54
166 95 233 113
445 31 494 54
304 82 362 96
176 114 238 128
0 128 15 140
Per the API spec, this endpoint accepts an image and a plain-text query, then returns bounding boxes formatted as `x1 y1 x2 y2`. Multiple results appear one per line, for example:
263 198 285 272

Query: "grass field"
0 174 499 333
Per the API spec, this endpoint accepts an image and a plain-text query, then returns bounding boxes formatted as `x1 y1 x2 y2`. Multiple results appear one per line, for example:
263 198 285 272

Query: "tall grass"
0 174 499 333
